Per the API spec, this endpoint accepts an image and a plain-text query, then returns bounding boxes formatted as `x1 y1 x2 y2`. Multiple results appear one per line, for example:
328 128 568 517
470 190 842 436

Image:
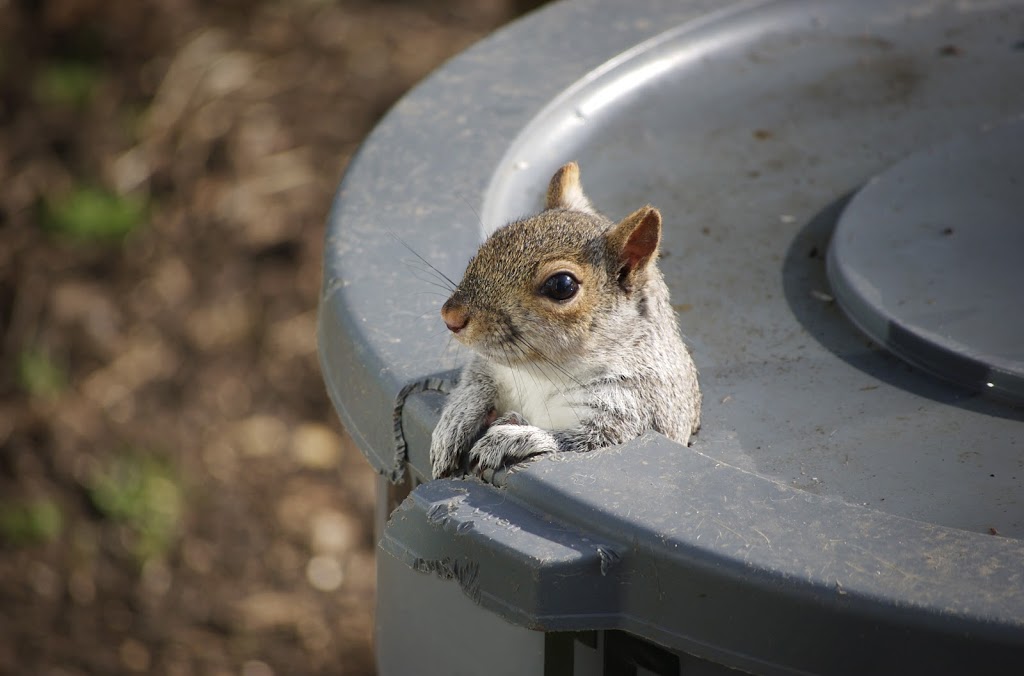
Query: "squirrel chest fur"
429 162 701 479
489 361 582 431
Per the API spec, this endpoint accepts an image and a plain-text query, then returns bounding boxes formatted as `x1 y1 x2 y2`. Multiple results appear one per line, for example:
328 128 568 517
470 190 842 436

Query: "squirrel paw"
468 419 558 473
431 409 491 479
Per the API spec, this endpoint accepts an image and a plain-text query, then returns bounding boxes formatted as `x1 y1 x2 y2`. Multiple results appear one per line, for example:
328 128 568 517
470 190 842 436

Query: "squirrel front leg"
467 412 558 472
430 357 498 479
469 392 644 473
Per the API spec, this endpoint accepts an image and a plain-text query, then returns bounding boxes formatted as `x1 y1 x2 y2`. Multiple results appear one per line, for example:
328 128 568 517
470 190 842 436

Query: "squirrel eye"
540 272 579 301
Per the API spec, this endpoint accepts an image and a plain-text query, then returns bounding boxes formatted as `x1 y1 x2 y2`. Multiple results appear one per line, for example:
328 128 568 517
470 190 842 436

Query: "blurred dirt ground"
0 1 544 674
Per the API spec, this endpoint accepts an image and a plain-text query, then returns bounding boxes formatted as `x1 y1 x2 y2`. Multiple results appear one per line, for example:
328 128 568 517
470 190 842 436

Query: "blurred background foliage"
0 0 546 673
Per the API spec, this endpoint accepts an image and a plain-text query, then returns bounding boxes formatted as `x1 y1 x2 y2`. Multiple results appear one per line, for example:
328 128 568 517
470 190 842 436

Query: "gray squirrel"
430 162 701 479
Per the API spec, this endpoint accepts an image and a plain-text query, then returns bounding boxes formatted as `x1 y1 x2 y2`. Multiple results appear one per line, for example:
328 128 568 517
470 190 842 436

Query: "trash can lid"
319 0 1024 671
828 118 1024 404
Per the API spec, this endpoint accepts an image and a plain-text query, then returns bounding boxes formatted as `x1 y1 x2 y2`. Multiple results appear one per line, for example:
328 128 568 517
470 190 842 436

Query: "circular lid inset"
827 119 1024 404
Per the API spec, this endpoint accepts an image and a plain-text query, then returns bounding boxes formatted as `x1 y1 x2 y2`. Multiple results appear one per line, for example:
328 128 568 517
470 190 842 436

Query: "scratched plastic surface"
319 0 1024 673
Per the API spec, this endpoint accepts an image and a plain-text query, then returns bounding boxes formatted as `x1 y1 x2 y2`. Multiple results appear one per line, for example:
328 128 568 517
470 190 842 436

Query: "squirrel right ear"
607 206 662 292
545 162 596 214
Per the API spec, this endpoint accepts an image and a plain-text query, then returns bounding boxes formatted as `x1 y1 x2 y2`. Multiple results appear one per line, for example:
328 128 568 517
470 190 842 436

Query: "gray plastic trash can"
318 0 1024 673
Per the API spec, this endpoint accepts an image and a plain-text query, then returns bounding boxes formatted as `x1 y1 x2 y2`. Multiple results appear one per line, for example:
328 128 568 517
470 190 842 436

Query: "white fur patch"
562 183 595 214
489 362 583 430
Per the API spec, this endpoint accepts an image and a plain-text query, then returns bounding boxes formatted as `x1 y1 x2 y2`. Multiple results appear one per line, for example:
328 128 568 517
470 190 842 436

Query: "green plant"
17 347 67 398
33 61 101 107
41 186 147 240
87 453 183 562
0 499 64 545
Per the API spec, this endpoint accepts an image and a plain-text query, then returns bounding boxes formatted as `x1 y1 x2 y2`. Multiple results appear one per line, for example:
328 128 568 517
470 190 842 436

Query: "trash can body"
319 0 1024 673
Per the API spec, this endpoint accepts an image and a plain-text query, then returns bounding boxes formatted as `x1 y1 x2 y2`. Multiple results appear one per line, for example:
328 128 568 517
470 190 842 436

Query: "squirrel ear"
545 162 595 214
608 206 662 290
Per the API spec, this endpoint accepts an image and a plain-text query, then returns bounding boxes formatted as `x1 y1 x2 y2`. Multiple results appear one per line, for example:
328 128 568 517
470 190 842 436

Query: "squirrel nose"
441 303 470 334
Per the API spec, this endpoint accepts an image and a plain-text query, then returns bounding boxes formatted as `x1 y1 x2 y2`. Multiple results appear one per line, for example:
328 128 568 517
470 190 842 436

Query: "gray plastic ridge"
382 435 1024 674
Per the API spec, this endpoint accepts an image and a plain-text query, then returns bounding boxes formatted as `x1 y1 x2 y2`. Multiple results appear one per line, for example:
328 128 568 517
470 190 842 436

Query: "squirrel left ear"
607 206 661 291
545 162 596 214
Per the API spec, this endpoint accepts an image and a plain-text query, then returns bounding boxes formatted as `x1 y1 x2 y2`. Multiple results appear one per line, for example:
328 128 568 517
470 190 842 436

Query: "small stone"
306 555 344 592
68 568 95 605
28 562 60 599
81 335 178 409
242 661 274 676
309 510 360 554
202 440 238 482
268 312 317 358
297 619 332 654
213 375 252 418
141 558 173 596
150 257 193 306
236 591 308 631
233 415 289 457
290 423 341 469
184 295 254 351
119 639 151 672
51 281 122 345
275 491 312 534
183 538 213 574
111 146 151 194
206 51 256 96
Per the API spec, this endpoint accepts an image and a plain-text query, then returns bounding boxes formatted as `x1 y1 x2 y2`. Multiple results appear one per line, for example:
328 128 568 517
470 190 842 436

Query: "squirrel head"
441 162 665 366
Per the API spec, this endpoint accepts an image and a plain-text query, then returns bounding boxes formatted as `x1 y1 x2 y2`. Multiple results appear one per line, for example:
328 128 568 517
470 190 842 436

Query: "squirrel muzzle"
441 300 470 334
